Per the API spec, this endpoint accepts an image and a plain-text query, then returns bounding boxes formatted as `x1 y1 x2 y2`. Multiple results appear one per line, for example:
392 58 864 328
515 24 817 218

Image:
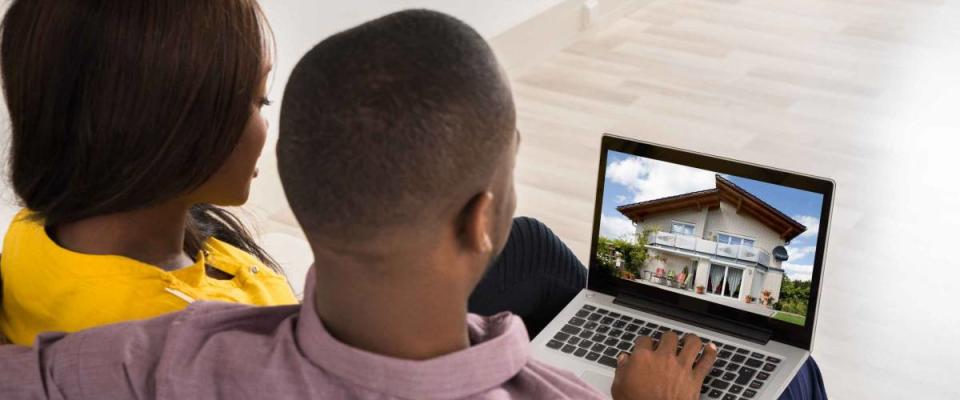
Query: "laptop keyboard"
544 304 782 400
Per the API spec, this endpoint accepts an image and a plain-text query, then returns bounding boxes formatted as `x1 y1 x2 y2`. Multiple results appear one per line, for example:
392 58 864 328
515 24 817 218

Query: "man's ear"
457 191 496 254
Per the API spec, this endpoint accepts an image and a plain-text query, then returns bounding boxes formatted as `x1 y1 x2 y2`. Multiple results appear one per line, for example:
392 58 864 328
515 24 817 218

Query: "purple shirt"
0 273 604 399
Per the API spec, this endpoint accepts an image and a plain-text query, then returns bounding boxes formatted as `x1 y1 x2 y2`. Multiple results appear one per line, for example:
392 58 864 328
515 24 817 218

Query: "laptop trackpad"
579 370 614 397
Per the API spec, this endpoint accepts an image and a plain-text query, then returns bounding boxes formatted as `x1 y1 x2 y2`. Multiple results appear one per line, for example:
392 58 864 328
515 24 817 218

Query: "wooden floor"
506 1 960 398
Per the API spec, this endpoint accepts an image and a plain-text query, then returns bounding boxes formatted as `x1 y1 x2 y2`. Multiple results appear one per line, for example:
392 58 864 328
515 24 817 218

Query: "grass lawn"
772 311 806 325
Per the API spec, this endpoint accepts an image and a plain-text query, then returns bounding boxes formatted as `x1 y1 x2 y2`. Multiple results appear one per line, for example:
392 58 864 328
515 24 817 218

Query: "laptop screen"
588 135 833 349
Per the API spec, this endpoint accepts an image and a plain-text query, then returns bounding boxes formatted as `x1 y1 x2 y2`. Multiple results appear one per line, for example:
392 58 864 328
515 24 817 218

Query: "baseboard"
490 0 652 74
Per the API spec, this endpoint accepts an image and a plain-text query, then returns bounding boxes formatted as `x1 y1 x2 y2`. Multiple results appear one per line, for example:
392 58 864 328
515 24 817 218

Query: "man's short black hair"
278 9 515 239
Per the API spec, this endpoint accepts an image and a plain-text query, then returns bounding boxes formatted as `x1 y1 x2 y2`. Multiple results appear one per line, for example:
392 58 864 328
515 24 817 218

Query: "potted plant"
696 285 705 294
745 295 755 304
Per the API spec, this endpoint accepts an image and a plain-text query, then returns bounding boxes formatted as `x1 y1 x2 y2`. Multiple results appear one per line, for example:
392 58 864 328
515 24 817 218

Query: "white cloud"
792 215 820 239
606 156 716 203
785 245 816 262
615 195 627 203
600 213 636 240
782 262 813 281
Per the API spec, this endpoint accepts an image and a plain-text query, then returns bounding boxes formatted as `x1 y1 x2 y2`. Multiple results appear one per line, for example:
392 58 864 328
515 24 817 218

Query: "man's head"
278 10 517 288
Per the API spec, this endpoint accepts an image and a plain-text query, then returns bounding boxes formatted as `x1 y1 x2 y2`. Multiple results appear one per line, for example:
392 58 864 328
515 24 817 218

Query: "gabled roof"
616 175 807 241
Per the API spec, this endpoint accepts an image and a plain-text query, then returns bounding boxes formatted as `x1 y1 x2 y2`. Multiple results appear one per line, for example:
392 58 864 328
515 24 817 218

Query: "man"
0 10 717 399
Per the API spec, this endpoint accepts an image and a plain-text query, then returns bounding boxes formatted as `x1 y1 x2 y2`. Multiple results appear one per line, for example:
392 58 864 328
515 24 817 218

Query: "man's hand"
611 332 718 400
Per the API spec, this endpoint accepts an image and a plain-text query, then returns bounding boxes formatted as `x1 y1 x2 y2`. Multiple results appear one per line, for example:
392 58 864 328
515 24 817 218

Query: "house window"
717 233 755 248
671 221 695 236
707 264 744 299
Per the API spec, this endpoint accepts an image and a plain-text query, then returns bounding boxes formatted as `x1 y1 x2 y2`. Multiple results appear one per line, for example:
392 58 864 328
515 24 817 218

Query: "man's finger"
678 334 702 366
633 335 654 352
617 352 630 367
657 331 678 354
694 343 718 379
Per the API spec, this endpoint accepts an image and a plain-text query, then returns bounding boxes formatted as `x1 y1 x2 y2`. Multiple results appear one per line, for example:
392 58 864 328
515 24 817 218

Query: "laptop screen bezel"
587 134 833 350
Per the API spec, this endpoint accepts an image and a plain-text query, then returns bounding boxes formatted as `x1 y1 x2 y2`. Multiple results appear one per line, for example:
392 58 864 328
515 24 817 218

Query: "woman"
0 0 584 345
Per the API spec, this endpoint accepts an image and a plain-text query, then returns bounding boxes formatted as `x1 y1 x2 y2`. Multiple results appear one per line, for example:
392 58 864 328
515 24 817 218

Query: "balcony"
647 231 772 267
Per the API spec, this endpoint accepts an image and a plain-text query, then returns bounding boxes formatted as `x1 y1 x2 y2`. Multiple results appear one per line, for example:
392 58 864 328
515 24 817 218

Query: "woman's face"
186 65 271 206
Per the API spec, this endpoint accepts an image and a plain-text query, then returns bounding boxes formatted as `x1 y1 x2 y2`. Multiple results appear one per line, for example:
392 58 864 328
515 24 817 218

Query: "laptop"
531 134 834 399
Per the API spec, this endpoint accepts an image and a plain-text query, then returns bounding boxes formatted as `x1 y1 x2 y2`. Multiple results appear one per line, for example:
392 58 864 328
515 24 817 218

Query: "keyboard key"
582 305 597 311
722 344 736 351
620 315 633 322
569 317 586 327
601 317 615 325
587 313 602 322
560 325 581 335
651 331 662 339
609 312 622 318
561 344 576 353
591 343 606 353
578 330 592 339
574 348 588 357
762 363 777 372
598 355 619 368
575 309 590 318
604 338 619 346
621 333 636 342
743 388 757 398
553 332 570 342
710 368 723 377
585 351 600 361
736 367 757 385
749 380 763 390
592 334 607 342
578 340 594 349
723 394 736 400
766 356 781 364
625 324 640 332
710 380 730 390
729 384 743 394
757 372 770 381
604 347 620 357
722 372 736 381
718 350 732 359
596 309 609 314
617 341 632 351
736 348 749 355
751 352 764 359
708 389 723 398
657 326 669 331
639 328 652 335
645 323 659 329
597 326 611 334
613 320 627 329
714 360 728 368
567 337 581 345
546 340 562 349
712 341 724 348
584 322 598 330
609 329 623 338
700 384 709 394
744 358 763 368
725 363 740 371
732 354 746 363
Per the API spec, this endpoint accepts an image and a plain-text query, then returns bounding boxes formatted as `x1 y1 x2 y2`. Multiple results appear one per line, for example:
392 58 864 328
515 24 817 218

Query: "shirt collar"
295 267 532 399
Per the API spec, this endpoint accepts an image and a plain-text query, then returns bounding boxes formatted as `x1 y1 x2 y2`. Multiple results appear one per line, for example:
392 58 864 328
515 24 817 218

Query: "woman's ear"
458 191 496 254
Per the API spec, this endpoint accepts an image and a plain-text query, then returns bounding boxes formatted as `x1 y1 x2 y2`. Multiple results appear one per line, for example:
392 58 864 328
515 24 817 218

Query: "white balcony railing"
648 231 772 267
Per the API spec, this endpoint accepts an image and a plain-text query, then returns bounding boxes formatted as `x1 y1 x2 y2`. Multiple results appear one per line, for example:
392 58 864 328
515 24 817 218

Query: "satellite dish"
773 246 789 261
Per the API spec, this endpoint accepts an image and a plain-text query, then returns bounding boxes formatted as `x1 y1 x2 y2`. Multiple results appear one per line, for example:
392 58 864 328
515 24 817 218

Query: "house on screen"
616 175 806 311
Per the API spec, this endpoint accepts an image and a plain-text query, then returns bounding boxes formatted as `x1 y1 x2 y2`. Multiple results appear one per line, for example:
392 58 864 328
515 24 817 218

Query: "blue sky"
599 151 823 281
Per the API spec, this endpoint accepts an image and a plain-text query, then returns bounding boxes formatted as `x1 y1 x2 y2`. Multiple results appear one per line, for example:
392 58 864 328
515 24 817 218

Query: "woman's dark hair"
0 0 280 271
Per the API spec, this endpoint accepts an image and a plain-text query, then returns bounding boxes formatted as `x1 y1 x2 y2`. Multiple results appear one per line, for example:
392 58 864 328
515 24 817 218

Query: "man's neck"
52 201 194 271
311 251 473 360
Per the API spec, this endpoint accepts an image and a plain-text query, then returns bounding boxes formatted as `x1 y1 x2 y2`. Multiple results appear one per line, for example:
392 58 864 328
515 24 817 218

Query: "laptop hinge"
614 293 773 345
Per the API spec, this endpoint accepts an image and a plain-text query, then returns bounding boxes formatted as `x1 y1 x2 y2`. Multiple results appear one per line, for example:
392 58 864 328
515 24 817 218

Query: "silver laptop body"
531 134 835 400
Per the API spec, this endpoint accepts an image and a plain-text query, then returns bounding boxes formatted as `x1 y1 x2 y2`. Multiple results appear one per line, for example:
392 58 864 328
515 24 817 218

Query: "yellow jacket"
0 210 297 345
